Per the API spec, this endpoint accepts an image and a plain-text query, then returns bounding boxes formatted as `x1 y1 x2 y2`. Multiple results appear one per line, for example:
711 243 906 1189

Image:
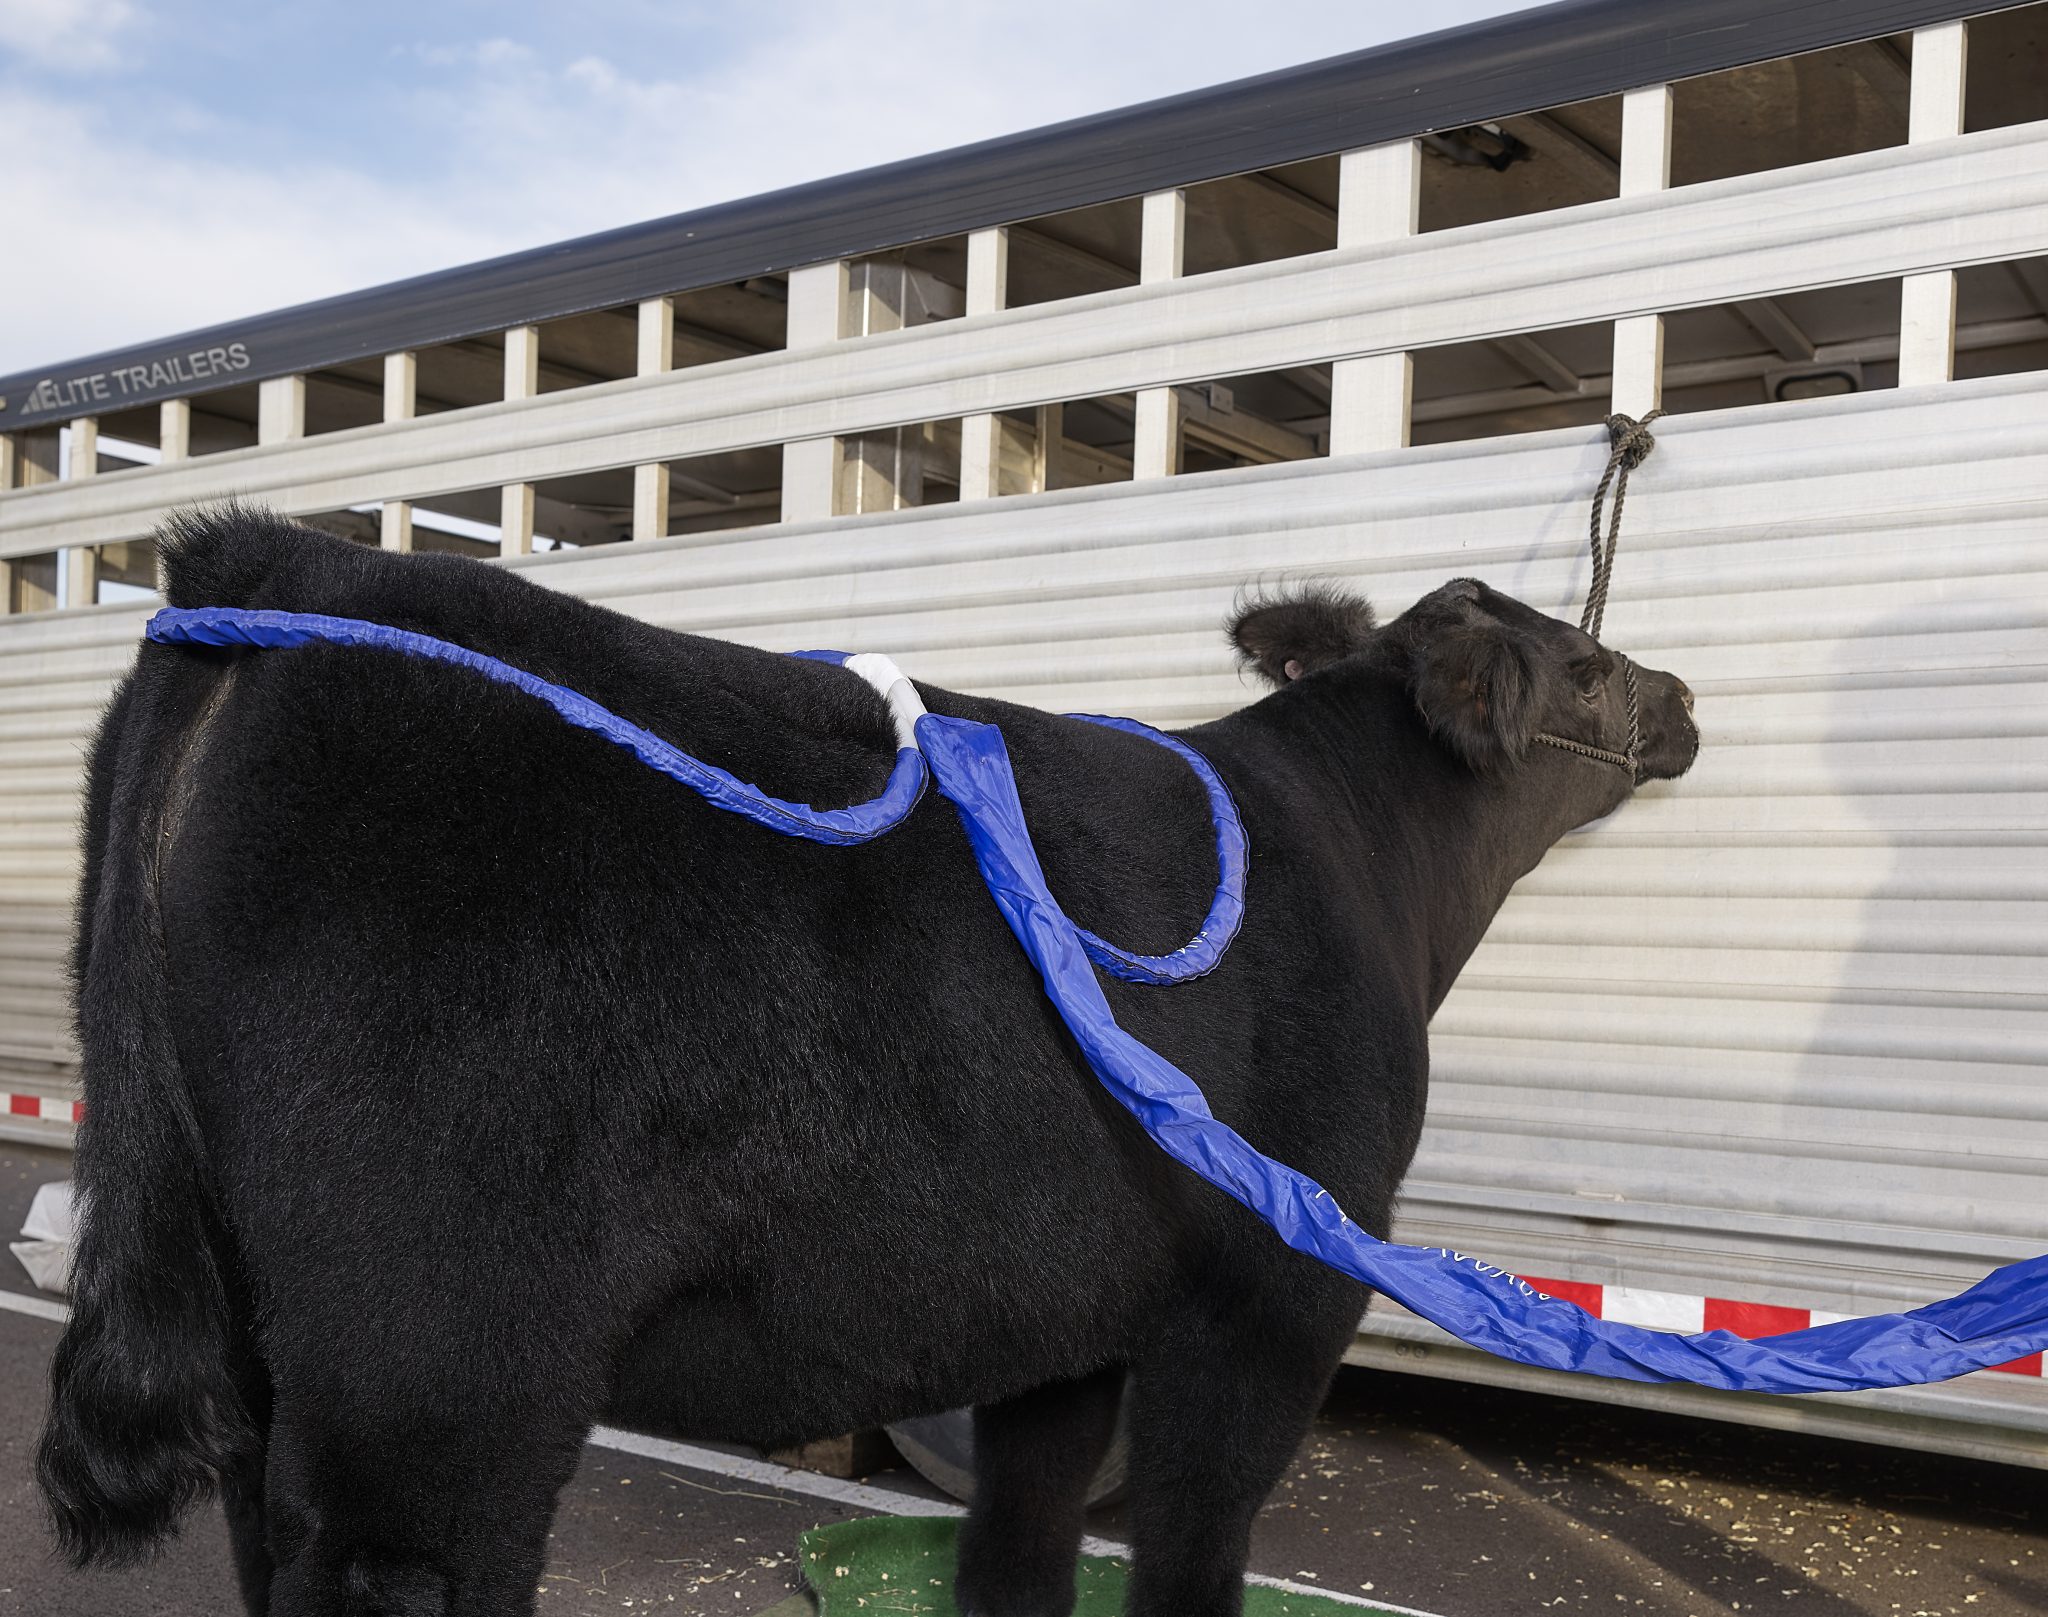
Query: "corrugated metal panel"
1 372 2043 1441
0 607 135 1134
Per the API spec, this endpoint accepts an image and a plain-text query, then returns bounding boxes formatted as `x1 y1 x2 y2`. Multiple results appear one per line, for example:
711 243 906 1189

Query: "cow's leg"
243 1254 604 1617
257 1390 590 1617
954 1366 1123 1617
222 1351 276 1615
221 1453 274 1616
1121 1290 1356 1617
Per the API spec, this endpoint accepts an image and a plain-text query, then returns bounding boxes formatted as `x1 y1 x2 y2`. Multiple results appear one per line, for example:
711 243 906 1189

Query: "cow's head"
1230 576 1698 798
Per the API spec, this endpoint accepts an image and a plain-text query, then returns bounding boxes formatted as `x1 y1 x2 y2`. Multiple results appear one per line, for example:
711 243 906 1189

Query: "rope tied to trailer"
145 521 2048 1396
1580 409 1663 643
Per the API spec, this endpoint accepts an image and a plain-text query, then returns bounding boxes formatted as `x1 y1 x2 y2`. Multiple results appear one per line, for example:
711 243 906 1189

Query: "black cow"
41 509 1696 1617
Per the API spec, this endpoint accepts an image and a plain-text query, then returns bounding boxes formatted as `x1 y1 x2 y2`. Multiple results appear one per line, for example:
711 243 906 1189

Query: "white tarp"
11 1180 74 1295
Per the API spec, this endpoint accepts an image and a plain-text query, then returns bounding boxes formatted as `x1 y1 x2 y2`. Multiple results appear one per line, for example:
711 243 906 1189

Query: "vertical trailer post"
1900 21 1969 387
60 419 98 609
959 228 1011 502
254 376 304 585
501 328 539 555
158 400 191 463
782 261 851 523
258 376 306 445
66 418 98 478
1133 189 1187 480
155 401 192 590
633 298 676 541
1330 141 1420 454
1611 85 1673 417
382 352 417 552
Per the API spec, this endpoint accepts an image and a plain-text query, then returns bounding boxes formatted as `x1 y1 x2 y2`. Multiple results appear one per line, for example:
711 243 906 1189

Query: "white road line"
590 1424 962 1520
4 1295 1450 1617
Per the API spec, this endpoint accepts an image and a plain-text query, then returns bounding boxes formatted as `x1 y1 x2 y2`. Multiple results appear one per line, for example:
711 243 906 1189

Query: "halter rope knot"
1581 409 1662 643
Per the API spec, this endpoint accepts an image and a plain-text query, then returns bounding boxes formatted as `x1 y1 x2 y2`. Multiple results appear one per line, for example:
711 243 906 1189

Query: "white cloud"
0 0 141 71
397 36 535 71
0 91 499 370
3 1 1531 370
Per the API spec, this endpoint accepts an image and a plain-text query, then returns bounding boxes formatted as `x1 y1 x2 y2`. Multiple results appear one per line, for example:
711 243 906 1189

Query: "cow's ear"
1409 603 1538 773
1228 584 1376 687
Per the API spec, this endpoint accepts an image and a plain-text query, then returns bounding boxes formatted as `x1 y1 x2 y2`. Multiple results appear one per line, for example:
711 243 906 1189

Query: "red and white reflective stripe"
1 1092 83 1125
1520 1274 2045 1379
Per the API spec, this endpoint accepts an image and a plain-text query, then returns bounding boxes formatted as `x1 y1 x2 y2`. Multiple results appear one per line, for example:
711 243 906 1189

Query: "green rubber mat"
799 1514 1399 1616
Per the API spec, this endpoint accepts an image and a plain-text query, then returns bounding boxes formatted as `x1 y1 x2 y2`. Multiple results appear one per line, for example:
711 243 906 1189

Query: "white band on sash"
843 653 927 753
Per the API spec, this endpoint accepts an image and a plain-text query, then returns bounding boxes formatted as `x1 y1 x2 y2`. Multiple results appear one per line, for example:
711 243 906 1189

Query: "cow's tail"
37 641 255 1566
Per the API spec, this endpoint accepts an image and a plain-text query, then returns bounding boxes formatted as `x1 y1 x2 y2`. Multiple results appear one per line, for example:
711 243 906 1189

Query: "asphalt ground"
3 1140 2043 1616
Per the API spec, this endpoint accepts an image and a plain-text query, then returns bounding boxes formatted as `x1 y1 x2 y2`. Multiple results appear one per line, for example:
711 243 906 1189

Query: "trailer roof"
0 0 1994 429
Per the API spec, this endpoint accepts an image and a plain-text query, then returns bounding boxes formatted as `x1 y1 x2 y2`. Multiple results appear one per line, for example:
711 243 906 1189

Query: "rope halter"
1533 654 1641 782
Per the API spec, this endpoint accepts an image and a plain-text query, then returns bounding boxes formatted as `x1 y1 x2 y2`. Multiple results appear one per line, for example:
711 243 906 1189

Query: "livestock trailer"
2 0 2045 1467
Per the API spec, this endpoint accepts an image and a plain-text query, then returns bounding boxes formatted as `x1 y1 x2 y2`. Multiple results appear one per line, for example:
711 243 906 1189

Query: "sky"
0 0 1539 373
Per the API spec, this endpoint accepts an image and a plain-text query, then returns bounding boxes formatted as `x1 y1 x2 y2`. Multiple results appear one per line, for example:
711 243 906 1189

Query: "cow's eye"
1575 665 1605 703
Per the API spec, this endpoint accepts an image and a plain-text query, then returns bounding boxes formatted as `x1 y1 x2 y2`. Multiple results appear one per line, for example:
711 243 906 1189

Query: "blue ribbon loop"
1061 714 1246 986
144 605 2048 1394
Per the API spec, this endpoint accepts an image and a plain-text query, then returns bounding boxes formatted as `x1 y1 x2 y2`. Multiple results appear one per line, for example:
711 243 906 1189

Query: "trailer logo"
23 341 253 416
